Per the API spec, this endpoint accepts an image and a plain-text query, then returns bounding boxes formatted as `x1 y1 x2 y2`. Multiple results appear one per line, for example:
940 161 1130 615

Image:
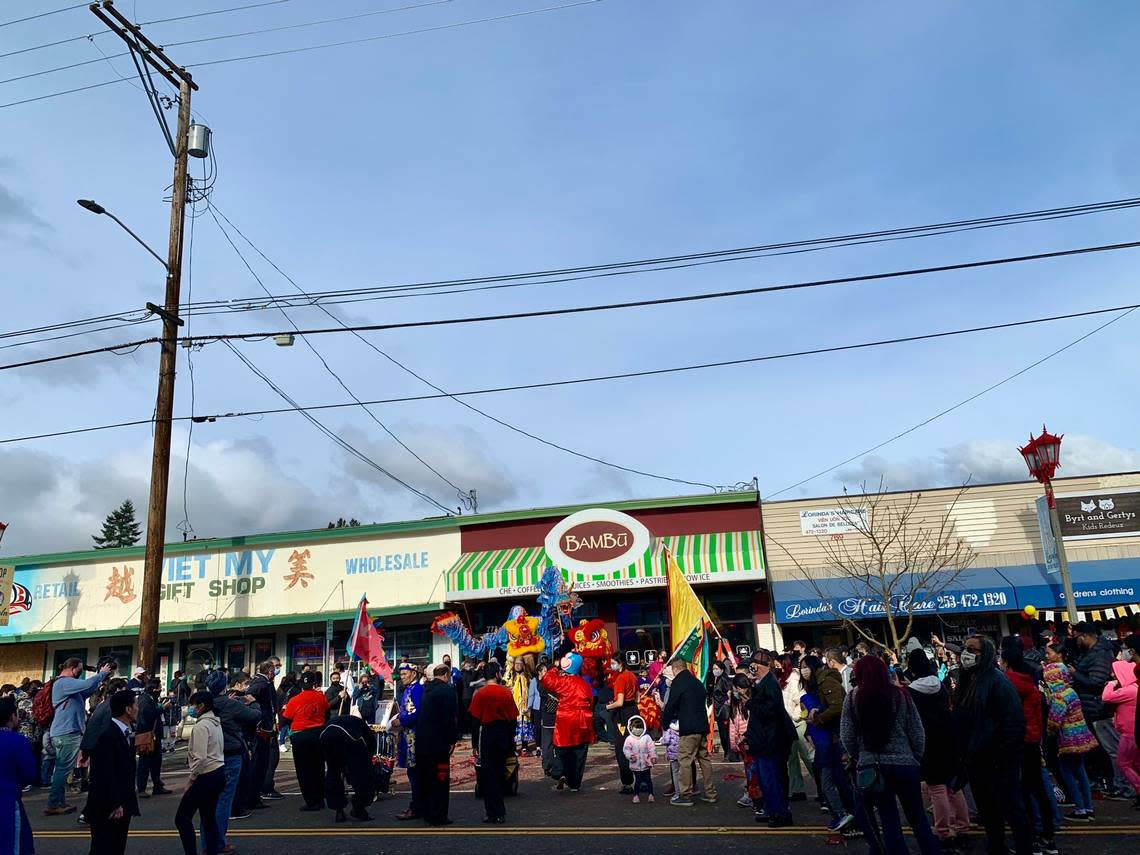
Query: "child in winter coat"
1044 662 1097 820
660 721 681 797
1101 657 1139 798
622 715 656 802
727 674 762 811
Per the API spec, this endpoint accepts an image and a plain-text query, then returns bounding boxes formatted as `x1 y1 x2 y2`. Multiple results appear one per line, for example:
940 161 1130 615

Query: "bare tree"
772 480 977 652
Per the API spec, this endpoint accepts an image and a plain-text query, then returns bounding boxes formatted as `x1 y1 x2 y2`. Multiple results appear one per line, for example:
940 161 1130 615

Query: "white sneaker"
737 793 753 807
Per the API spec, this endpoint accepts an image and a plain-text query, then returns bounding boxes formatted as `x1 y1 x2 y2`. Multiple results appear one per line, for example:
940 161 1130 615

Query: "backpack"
31 678 58 728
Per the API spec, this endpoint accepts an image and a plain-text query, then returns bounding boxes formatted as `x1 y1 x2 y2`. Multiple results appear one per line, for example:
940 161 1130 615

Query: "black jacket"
907 681 956 784
354 684 379 724
84 720 140 820
80 699 114 754
213 694 262 754
135 692 164 737
660 669 709 737
953 670 1025 765
415 680 459 757
247 673 277 730
743 672 795 757
1072 636 1114 721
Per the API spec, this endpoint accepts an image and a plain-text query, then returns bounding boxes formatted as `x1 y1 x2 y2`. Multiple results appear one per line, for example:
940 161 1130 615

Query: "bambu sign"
1055 489 1140 540
544 508 651 575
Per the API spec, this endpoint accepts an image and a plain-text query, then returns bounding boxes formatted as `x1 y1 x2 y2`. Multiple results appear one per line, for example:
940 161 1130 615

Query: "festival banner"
665 548 713 680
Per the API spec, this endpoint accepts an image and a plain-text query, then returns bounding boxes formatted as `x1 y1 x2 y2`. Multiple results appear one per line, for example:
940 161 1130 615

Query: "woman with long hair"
953 635 1036 855
840 654 939 855
777 654 813 802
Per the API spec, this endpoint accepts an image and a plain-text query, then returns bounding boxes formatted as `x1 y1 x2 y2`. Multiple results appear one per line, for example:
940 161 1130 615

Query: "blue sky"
2 0 1139 555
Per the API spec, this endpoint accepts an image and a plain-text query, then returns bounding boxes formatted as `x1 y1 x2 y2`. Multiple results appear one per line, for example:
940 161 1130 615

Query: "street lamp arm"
102 210 170 272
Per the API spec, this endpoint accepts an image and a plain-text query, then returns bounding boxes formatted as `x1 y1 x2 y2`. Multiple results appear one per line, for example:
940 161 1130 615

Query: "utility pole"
91 1 200 674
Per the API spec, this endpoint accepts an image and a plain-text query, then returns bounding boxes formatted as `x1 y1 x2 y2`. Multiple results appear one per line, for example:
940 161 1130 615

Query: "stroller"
373 730 396 796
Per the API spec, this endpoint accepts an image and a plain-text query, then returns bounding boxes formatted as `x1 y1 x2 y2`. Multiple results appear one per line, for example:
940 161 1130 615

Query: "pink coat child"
1101 658 1140 793
622 715 657 802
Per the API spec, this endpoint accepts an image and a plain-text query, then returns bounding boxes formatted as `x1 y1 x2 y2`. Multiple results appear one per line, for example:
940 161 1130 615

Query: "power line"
767 307 1140 498
188 0 604 69
0 0 603 108
5 238 1140 373
0 2 87 29
173 237 1140 343
4 194 1139 346
0 0 456 85
4 300 1138 446
221 340 455 514
0 0 297 60
207 203 471 497
209 204 716 490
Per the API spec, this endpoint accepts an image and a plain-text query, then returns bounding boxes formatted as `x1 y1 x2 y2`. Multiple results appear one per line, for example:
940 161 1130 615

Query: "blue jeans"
1058 754 1093 813
861 764 940 855
203 754 243 851
48 732 82 808
753 754 789 819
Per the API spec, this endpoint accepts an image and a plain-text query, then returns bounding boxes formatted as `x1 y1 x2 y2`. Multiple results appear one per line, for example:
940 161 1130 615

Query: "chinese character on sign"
284 549 314 590
104 566 137 604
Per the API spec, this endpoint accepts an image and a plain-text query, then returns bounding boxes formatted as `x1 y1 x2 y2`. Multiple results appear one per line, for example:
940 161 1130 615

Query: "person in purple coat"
0 696 36 855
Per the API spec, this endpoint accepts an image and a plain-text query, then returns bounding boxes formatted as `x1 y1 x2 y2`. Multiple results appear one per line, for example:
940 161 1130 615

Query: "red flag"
347 596 392 680
0 522 7 544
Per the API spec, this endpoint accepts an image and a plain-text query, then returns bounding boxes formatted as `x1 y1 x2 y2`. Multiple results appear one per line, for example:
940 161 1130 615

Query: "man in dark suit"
415 665 459 826
85 690 140 855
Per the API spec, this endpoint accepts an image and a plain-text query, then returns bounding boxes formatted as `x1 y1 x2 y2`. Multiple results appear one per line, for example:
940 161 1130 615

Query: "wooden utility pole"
91 1 199 673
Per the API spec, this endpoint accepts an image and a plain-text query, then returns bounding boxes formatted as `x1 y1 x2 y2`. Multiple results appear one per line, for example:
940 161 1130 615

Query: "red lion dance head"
569 618 613 684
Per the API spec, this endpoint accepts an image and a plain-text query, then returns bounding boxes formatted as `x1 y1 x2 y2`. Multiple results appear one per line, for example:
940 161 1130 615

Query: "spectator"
134 678 171 798
777 653 812 803
245 661 282 805
203 670 261 854
45 658 112 816
84 690 140 855
622 714 656 803
1044 662 1097 821
415 665 459 827
1000 637 1057 853
175 691 226 855
1104 637 1140 806
741 650 795 826
709 660 735 761
353 674 379 725
841 654 939 855
661 657 718 807
1070 621 1116 791
954 635 1035 855
604 657 639 794
534 661 562 781
0 695 35 855
906 649 970 849
799 657 855 833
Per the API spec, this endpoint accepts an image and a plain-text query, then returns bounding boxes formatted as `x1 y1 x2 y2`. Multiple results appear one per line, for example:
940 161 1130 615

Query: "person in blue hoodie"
0 696 36 855
799 655 855 833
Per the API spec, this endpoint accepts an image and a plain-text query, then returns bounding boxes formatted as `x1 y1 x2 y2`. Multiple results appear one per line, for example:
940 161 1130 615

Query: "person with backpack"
43 658 113 816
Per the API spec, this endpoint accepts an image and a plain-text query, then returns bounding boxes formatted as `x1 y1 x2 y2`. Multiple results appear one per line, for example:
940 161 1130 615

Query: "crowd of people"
0 617 1138 855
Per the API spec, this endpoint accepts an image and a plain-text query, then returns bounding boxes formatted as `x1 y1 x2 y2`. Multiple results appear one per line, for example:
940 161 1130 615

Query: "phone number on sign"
935 591 1008 610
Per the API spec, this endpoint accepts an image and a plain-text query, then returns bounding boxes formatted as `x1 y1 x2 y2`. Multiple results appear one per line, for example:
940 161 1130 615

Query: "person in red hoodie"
1001 636 1056 854
540 652 595 792
1101 640 1139 806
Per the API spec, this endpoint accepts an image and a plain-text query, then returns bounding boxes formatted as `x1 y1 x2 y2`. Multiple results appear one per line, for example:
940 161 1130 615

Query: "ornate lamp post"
1019 426 1078 623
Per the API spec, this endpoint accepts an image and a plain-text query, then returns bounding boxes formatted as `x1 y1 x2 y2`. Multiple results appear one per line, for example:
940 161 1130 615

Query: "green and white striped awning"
446 530 765 601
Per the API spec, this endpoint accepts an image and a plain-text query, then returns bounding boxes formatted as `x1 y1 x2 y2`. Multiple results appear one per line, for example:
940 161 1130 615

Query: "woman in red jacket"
1001 637 1055 854
540 652 595 792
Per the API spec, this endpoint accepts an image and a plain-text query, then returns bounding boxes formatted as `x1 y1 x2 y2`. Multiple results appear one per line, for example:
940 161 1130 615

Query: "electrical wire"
207 203 471 497
4 300 1138 446
221 340 455 515
3 195 1139 346
6 238 1140 373
0 0 298 60
0 2 88 29
209 204 717 490
766 306 1140 498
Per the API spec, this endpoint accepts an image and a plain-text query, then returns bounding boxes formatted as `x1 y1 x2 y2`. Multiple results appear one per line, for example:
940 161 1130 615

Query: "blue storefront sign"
772 557 1140 624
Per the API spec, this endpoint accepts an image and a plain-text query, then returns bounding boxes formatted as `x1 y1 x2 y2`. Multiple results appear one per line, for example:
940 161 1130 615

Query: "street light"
76 199 169 271
1019 426 1078 624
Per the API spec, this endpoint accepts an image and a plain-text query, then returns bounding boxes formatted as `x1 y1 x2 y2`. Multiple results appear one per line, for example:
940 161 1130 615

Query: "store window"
387 628 431 665
289 635 326 675
98 645 134 676
181 641 218 684
224 640 249 673
616 596 670 654
253 639 275 666
53 648 88 673
702 591 756 652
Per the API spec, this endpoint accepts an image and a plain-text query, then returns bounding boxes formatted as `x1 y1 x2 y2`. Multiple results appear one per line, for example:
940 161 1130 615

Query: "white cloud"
0 432 358 557
835 434 1140 493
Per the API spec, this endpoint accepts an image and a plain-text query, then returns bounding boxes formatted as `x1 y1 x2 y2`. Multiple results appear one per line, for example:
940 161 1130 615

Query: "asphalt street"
24 743 1140 854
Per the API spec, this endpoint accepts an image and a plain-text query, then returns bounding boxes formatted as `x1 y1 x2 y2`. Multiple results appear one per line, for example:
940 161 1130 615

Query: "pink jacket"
728 710 748 754
1101 660 1137 739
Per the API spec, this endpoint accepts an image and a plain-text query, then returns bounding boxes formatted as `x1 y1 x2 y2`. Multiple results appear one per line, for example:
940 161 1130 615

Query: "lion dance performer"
540 651 596 792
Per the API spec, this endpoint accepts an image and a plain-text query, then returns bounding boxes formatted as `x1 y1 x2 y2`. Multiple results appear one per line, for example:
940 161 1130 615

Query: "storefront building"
0 518 462 686
764 471 1140 649
444 490 775 663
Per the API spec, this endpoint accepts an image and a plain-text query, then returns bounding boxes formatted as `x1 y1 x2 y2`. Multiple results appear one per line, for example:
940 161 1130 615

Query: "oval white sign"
544 508 652 576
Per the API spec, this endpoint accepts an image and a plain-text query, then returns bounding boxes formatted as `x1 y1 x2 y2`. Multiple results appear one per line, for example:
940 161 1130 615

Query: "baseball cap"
133 666 146 676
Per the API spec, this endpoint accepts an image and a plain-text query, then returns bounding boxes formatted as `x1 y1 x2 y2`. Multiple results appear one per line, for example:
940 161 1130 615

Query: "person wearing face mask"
709 661 736 762
1069 622 1116 794
245 660 283 807
1100 637 1139 806
954 635 1035 855
604 657 639 793
175 692 226 855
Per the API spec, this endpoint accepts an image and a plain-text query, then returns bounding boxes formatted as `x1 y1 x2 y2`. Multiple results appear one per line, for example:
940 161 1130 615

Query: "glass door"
224 640 249 674
181 640 219 686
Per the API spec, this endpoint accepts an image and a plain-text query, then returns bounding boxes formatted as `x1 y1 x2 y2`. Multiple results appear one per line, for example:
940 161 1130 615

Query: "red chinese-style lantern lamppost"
1018 426 1077 623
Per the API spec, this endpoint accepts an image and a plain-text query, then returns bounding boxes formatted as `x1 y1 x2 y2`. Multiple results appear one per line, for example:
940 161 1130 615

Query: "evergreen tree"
93 500 143 549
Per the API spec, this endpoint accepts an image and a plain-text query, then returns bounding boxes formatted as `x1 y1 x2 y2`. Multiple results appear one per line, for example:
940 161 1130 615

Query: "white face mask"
1123 649 1134 663
960 651 979 670
712 667 723 677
